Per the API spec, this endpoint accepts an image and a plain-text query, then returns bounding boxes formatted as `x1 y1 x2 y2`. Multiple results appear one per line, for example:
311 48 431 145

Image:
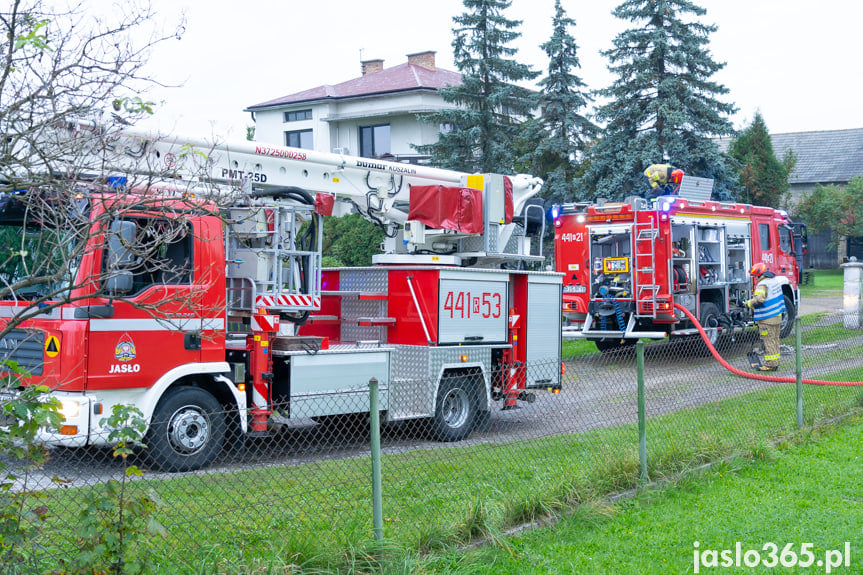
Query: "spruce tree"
417 0 537 174
580 0 737 201
728 112 796 208
518 0 595 204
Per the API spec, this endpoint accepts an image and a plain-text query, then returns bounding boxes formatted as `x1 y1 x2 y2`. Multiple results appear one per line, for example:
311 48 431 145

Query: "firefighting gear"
748 340 764 368
699 266 717 285
643 164 684 197
746 275 786 321
749 262 768 278
745 273 785 370
672 265 688 288
758 321 782 368
644 164 676 188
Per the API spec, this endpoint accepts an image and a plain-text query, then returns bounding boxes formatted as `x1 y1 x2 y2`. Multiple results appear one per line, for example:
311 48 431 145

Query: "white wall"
253 91 459 157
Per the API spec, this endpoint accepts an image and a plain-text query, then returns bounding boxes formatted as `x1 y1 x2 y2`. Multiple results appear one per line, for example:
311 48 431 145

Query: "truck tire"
432 376 480 442
146 387 225 472
779 294 796 339
699 302 722 347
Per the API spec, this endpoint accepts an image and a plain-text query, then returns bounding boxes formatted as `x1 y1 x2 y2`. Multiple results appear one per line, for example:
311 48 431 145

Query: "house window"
359 124 391 158
285 129 313 149
283 109 312 122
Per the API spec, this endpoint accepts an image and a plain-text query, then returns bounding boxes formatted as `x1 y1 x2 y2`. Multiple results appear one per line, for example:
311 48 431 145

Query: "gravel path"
6 302 859 490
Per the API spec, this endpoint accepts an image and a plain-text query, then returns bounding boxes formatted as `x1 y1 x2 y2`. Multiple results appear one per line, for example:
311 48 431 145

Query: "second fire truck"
553 178 805 351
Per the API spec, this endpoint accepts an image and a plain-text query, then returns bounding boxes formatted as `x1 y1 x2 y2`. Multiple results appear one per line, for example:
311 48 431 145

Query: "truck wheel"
779 294 797 339
699 302 722 347
146 387 225 472
432 376 480 442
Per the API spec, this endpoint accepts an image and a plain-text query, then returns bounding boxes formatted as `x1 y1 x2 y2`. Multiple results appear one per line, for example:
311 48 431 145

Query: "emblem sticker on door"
110 333 141 373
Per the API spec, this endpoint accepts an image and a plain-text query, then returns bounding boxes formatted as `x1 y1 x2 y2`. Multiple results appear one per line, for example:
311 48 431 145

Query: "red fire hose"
673 303 863 387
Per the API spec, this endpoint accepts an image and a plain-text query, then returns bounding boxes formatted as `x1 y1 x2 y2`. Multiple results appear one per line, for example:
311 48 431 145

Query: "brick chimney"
361 58 384 76
407 51 435 71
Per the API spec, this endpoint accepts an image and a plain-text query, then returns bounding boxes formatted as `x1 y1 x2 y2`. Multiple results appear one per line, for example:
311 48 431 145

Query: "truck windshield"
0 193 85 301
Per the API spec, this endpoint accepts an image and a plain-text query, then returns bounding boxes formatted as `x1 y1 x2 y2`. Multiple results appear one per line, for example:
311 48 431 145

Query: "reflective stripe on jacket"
753 277 786 321
644 164 674 188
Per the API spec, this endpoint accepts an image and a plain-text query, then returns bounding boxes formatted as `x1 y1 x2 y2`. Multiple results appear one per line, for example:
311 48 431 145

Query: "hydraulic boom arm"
52 122 546 267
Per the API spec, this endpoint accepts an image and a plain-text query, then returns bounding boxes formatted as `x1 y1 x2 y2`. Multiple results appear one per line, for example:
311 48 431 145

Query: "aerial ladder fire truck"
0 123 561 471
552 177 805 352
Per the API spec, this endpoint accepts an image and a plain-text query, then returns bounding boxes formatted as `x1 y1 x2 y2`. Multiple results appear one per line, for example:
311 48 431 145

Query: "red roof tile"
246 63 462 111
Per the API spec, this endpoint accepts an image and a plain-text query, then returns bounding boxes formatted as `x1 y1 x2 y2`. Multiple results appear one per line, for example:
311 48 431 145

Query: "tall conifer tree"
728 112 795 208
581 0 737 200
519 0 595 203
417 0 537 173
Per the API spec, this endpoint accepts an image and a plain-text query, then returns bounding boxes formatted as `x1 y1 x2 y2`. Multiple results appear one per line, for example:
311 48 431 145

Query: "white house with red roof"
245 51 461 162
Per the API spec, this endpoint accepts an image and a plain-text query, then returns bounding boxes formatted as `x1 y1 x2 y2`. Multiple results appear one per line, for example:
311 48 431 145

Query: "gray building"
719 127 863 267
771 128 863 202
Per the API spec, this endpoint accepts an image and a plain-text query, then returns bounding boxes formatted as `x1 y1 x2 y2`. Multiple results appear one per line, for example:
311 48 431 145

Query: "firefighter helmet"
749 262 768 277
670 169 684 184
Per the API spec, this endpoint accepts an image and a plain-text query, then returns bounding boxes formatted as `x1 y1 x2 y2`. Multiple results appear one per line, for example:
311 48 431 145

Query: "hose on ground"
673 303 863 387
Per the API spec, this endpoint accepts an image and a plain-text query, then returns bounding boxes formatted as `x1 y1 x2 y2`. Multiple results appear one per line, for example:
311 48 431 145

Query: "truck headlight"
58 399 80 420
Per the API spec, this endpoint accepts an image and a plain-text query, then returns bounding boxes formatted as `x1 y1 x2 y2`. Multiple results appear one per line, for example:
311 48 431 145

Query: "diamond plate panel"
388 345 496 420
393 345 431 381
389 346 433 419
339 268 388 293
503 230 519 254
460 236 485 253
428 346 495 380
487 222 499 252
341 298 387 342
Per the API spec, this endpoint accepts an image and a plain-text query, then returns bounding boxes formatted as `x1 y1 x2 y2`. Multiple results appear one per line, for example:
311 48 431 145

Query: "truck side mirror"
107 220 136 268
105 271 133 295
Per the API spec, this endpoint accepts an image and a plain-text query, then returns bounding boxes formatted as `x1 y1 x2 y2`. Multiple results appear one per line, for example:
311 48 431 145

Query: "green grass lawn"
24 380 862 574
800 269 843 298
561 338 599 358
426 414 863 574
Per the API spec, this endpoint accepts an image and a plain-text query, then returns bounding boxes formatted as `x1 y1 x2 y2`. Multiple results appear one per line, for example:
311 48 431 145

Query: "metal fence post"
637 340 648 483
369 377 383 541
795 317 803 429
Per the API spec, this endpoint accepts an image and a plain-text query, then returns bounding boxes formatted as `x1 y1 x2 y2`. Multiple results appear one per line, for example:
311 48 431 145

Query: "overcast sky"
138 0 863 141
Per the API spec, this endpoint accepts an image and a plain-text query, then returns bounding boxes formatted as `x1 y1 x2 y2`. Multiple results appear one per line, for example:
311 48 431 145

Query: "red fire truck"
553 180 804 352
0 125 561 471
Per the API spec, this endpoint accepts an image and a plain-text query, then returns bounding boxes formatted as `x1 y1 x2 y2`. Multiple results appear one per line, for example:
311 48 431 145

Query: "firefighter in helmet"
744 262 786 371
644 164 684 197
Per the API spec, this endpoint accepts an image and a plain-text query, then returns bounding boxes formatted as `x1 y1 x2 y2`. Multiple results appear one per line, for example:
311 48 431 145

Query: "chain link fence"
3 310 863 574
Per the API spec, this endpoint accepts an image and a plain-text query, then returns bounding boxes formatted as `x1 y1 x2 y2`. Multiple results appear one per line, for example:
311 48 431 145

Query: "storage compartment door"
526 281 561 388
289 350 390 418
